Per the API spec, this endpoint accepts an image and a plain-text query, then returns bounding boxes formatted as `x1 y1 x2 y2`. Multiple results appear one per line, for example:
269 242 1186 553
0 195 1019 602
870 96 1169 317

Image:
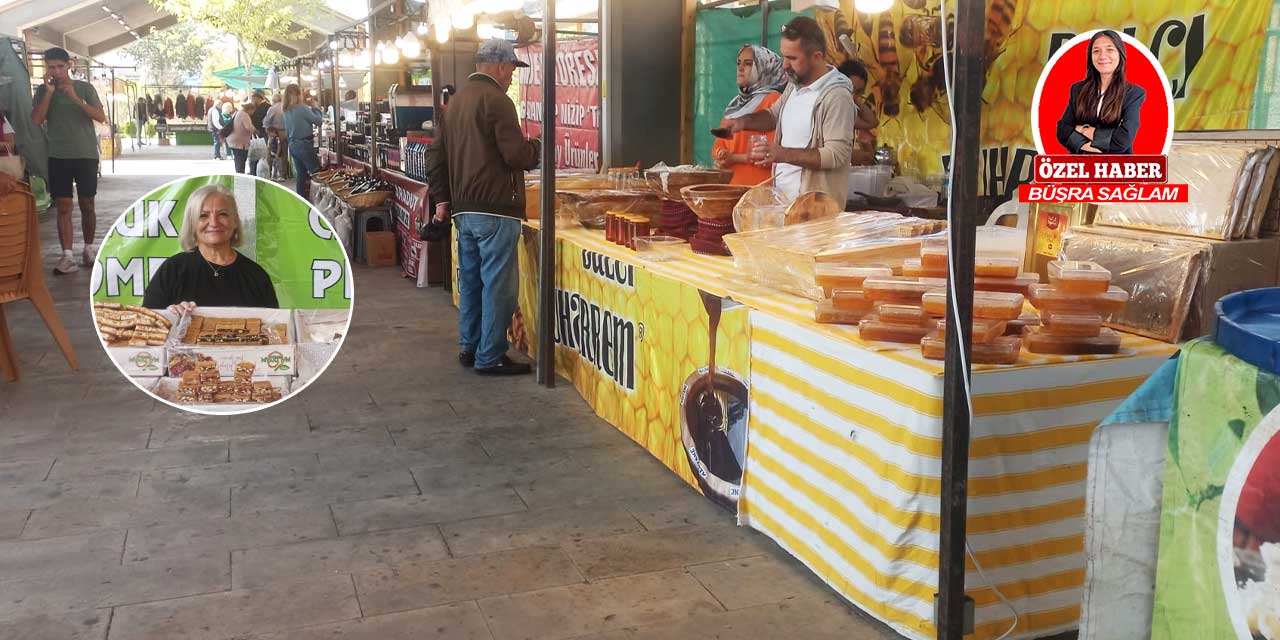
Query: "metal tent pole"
109 68 116 174
938 0 986 637
536 0 558 388
759 0 769 47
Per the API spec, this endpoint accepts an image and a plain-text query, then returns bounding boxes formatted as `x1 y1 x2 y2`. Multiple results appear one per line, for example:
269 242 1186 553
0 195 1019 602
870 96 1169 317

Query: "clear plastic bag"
733 183 789 232
556 190 660 230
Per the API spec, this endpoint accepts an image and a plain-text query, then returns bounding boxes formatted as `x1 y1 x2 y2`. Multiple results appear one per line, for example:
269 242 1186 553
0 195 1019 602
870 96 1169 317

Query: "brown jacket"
427 73 541 219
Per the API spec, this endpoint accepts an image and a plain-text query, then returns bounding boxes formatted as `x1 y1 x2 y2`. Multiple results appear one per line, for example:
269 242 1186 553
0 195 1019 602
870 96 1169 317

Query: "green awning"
212 65 271 90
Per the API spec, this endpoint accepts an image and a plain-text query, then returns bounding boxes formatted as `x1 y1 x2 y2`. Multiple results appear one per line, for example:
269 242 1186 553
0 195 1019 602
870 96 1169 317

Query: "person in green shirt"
31 47 107 275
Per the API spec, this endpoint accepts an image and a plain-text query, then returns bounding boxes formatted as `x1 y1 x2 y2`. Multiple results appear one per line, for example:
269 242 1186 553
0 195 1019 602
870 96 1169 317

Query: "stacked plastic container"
812 265 893 324
920 290 1025 364
1024 260 1130 354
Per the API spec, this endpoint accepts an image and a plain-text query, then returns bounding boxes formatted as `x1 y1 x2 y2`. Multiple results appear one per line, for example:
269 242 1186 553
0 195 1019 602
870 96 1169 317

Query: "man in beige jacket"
727 16 855 205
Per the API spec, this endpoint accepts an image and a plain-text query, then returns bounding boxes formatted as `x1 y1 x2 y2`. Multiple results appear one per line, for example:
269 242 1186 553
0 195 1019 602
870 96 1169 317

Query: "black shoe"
476 356 532 376
459 352 475 367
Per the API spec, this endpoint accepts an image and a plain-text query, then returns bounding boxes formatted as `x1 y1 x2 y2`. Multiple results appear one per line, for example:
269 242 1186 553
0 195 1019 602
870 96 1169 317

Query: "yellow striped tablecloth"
543 225 1177 640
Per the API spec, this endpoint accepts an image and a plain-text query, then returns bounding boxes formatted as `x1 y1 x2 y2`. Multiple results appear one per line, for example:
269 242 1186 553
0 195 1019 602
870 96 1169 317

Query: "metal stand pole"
759 0 769 47
109 68 116 174
938 0 986 637
331 37 344 167
536 0 557 388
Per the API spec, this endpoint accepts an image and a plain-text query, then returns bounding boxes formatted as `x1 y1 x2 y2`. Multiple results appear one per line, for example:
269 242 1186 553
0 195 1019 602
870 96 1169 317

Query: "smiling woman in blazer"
1056 30 1146 155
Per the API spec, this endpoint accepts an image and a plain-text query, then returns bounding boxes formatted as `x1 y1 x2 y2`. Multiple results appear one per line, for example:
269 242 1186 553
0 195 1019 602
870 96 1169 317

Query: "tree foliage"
122 22 214 86
150 0 325 73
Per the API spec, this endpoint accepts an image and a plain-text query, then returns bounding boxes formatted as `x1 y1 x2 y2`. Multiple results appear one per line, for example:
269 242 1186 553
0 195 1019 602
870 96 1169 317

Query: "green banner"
90 175 353 310
1152 338 1280 639
693 2 807 168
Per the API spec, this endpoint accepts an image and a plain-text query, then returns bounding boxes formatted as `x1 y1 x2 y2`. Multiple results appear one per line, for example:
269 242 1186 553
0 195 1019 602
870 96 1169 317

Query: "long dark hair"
1074 30 1128 125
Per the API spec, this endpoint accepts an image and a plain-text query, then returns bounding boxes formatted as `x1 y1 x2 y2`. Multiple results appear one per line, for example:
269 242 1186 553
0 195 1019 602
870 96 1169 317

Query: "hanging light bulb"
329 40 338 50
383 45 400 65
401 36 421 59
338 77 347 89
435 20 451 44
476 22 497 40
453 8 474 30
416 22 428 35
374 49 383 65
853 0 892 12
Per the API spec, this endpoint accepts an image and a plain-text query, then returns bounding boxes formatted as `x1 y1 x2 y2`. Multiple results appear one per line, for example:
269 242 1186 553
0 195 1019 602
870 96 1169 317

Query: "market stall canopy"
0 0 361 60
213 65 271 90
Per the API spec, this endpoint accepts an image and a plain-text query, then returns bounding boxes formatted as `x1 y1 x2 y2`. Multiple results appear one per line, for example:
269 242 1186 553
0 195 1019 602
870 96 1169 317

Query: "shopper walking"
206 99 225 160
31 47 107 275
250 91 270 136
426 39 540 376
262 93 288 180
727 16 856 204
133 97 149 148
227 101 256 175
282 84 323 195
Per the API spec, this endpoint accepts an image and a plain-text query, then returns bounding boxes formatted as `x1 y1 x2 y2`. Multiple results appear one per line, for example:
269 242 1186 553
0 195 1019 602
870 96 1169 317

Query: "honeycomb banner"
817 0 1269 192
515 227 752 503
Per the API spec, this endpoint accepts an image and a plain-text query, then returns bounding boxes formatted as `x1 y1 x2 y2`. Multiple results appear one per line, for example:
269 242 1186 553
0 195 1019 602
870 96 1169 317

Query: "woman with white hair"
142 183 278 312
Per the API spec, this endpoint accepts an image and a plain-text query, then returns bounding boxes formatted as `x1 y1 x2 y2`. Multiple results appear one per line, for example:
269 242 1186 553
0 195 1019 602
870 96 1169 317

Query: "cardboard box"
367 231 397 266
108 346 167 377
1184 235 1280 338
148 376 292 413
168 307 297 378
100 308 179 378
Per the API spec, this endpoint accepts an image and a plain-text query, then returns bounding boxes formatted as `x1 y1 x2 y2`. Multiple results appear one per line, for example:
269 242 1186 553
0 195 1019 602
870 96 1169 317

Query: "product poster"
817 0 1270 190
515 37 602 171
90 175 353 310
516 228 752 507
1152 339 1280 640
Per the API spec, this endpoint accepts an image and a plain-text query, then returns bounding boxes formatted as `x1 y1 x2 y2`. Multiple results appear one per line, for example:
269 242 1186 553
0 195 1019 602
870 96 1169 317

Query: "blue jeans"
455 213 522 368
288 141 320 195
210 132 222 158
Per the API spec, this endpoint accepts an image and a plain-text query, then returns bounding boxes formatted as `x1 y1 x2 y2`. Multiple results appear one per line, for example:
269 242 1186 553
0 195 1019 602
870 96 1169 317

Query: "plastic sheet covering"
732 183 789 232
723 211 946 300
525 171 619 219
1079 420 1169 640
1062 226 1208 343
643 162 732 200
0 38 47 180
555 189 661 230
1094 143 1253 240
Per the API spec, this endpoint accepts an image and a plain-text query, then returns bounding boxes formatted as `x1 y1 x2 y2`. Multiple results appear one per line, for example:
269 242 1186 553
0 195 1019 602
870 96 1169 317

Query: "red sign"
1033 155 1168 183
516 38 602 171
1018 183 1189 203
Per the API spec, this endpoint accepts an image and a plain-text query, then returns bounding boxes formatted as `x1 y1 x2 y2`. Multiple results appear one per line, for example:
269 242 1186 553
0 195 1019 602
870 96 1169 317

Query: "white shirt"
774 67 844 200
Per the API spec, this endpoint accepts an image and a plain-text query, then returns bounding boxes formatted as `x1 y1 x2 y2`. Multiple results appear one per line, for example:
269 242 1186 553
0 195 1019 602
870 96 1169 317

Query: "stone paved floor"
0 144 900 639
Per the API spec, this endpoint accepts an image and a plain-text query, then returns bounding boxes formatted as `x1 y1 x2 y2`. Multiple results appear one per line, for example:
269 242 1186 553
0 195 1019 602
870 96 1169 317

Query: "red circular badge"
1032 30 1173 155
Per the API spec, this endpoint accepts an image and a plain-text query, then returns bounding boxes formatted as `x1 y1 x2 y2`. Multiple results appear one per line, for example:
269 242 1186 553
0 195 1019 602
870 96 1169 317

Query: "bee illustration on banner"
985 0 1021 72
875 15 901 117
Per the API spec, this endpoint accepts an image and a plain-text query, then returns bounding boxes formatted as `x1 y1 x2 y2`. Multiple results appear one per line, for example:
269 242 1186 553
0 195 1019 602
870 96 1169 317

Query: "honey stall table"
512 222 1176 640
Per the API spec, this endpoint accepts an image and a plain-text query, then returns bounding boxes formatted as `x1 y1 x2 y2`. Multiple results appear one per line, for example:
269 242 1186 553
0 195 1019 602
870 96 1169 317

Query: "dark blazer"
1055 81 1146 154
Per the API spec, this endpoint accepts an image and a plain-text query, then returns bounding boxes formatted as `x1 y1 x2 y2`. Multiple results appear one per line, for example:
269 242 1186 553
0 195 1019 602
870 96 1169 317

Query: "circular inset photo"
1032 29 1174 156
1221 411 1280 639
88 174 354 414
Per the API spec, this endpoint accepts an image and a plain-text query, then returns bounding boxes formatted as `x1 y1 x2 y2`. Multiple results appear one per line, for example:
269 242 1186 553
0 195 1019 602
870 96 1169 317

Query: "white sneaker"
53 256 78 275
82 245 96 267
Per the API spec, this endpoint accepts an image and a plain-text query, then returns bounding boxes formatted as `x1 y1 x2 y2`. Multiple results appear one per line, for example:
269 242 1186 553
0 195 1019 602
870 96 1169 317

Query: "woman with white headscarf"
713 44 786 185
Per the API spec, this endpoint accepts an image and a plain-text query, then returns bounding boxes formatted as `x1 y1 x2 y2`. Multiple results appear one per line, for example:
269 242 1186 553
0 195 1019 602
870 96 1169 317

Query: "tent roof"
0 0 358 60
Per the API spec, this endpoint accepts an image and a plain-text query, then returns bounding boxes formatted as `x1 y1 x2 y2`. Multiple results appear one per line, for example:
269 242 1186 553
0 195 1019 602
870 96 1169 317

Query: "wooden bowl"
681 184 751 220
644 168 732 200
784 191 842 225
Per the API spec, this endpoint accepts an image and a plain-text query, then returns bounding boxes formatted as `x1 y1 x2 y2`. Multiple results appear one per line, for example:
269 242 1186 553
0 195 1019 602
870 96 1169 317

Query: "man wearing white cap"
427 38 541 376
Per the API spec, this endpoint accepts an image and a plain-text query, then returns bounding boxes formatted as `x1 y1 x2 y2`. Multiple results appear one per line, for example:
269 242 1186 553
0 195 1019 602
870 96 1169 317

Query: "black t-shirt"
142 250 279 310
